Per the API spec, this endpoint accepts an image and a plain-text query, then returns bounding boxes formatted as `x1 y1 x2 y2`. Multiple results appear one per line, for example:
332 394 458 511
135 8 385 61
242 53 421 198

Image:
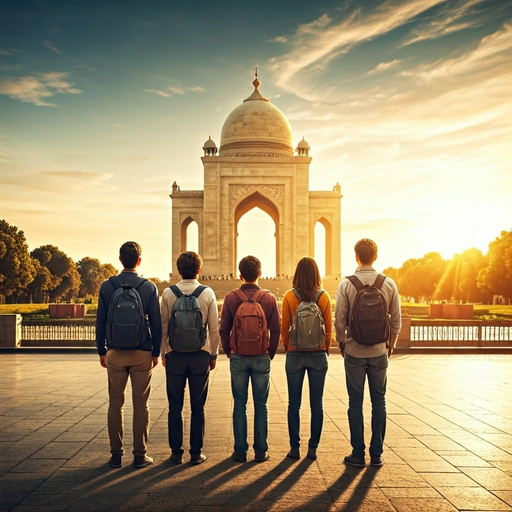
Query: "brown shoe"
132 455 153 468
190 454 207 465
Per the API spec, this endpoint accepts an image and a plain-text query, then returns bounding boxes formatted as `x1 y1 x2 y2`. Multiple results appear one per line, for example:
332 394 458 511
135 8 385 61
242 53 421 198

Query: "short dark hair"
176 251 202 279
292 257 322 302
354 238 378 265
238 255 261 282
119 241 142 268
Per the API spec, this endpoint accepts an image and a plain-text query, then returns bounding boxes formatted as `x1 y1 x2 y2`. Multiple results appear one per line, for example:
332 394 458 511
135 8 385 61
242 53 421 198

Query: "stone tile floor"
0 353 511 511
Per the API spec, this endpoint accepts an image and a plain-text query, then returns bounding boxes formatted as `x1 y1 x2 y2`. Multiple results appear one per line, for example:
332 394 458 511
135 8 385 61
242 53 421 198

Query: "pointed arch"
315 217 332 276
180 216 199 253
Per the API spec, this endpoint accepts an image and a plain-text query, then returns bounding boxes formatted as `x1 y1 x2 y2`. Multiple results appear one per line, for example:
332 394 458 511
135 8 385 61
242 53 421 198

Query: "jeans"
286 351 328 449
230 354 270 454
165 350 210 456
106 349 153 457
344 353 388 458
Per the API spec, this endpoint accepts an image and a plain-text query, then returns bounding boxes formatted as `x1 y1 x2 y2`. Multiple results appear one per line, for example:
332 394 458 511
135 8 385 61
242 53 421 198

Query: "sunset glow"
1 1 510 278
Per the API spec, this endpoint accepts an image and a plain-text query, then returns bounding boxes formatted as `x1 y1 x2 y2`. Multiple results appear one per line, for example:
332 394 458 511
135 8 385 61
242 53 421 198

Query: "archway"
234 192 279 277
180 216 199 253
315 217 332 277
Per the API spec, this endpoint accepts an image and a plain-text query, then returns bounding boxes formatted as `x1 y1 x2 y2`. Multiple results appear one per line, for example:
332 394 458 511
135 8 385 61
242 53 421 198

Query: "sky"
1 0 511 279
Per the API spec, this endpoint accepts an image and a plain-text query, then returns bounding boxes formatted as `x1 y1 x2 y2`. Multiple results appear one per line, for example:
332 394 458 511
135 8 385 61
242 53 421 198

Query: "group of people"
96 239 401 470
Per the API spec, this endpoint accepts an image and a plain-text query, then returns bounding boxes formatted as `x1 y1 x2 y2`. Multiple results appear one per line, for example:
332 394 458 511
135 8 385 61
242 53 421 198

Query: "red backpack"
229 289 269 356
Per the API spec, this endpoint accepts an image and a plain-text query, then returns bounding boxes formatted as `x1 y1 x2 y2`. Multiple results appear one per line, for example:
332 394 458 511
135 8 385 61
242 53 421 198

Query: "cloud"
0 72 82 106
368 59 402 75
145 88 170 97
268 36 287 43
43 40 62 54
40 170 110 180
268 0 446 93
0 48 18 55
146 85 205 97
403 23 512 83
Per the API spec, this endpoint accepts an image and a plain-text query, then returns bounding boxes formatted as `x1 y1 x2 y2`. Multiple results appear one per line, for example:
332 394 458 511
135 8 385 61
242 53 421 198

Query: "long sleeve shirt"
281 288 332 353
220 283 281 358
334 266 401 358
96 271 162 357
160 279 220 357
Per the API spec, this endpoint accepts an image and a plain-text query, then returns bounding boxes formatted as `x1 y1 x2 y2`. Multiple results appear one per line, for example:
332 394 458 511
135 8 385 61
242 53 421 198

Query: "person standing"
220 255 281 462
334 238 401 467
160 251 220 465
96 241 162 469
281 257 332 461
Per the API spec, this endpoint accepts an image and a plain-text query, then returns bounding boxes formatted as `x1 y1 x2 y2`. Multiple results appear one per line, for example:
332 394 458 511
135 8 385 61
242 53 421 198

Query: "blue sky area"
1 0 511 278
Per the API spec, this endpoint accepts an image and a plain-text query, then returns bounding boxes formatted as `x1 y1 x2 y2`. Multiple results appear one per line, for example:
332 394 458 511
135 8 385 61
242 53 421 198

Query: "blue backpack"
106 276 149 349
168 285 207 352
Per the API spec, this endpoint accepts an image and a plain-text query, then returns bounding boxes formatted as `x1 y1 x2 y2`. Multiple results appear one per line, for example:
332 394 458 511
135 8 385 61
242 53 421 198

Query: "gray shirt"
334 266 401 358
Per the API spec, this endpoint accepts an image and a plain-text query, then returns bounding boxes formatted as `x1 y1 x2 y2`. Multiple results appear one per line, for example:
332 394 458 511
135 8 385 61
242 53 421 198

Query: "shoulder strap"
133 277 148 291
252 289 268 303
109 276 122 290
233 288 248 304
313 289 324 304
192 285 207 299
347 275 364 292
292 288 301 302
373 274 386 289
170 285 183 298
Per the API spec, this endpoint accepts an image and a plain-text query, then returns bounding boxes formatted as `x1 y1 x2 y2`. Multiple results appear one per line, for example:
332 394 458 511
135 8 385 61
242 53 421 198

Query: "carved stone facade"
170 75 342 278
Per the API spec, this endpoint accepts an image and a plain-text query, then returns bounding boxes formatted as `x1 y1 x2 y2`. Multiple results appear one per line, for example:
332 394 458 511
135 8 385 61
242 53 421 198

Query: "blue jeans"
286 351 328 449
165 350 210 456
344 353 388 458
230 354 270 454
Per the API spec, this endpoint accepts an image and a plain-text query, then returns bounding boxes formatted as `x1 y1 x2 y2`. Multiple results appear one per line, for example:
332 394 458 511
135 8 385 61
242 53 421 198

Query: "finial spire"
252 67 261 92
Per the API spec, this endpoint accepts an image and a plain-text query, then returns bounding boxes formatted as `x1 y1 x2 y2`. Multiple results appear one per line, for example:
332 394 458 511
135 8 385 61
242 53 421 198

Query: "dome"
297 137 310 149
219 75 293 156
203 136 217 149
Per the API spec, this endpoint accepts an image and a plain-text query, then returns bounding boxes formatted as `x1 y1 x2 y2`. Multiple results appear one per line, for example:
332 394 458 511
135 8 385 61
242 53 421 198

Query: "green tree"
26 258 53 303
31 245 80 301
477 230 512 301
0 219 36 299
77 257 117 297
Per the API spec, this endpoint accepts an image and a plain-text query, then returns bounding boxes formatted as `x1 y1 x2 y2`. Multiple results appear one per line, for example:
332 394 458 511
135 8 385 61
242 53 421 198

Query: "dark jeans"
285 351 328 449
230 354 271 454
344 353 388 458
165 350 210 456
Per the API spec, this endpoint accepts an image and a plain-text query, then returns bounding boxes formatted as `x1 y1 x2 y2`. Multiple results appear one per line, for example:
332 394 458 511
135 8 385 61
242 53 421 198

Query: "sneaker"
306 447 317 460
190 454 207 465
231 451 247 462
169 452 183 465
254 452 270 463
132 455 153 468
287 448 300 460
344 454 366 467
370 456 384 467
109 454 122 468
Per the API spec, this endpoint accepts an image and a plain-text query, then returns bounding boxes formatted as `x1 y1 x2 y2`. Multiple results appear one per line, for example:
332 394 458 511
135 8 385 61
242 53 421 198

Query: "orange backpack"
229 289 269 356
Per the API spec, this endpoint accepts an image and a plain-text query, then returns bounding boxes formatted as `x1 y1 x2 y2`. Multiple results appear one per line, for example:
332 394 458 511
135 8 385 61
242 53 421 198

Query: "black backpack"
168 285 207 352
106 276 149 349
347 274 390 346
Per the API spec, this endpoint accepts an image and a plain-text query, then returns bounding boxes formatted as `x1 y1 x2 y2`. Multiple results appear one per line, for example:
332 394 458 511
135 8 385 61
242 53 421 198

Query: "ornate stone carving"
230 185 284 206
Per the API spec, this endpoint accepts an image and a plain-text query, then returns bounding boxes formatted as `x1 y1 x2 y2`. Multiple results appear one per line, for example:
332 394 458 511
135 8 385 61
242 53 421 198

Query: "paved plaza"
1 352 512 511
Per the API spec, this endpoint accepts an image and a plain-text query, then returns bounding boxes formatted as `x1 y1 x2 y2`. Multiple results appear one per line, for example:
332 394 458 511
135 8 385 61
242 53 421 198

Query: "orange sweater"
281 288 332 353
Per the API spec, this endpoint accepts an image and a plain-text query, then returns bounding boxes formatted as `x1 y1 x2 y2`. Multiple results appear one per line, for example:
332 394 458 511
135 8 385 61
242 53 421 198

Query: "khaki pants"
106 349 153 456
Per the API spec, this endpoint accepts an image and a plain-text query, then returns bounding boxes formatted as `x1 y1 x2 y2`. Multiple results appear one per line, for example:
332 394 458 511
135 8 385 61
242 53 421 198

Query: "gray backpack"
106 276 149 349
168 285 207 352
289 288 326 350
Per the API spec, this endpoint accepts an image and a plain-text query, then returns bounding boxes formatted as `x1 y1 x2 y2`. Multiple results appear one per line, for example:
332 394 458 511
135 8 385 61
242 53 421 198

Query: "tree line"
1 219 511 304
0 219 117 303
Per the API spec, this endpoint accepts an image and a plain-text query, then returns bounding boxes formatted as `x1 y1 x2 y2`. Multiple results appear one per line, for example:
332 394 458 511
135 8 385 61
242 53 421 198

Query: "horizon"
1 1 511 279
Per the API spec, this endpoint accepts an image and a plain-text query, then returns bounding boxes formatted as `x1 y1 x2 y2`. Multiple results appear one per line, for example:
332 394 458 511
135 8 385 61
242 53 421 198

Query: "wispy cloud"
40 170 107 180
368 59 402 75
0 48 18 55
0 72 82 106
268 0 446 93
268 36 287 43
403 22 512 83
146 85 205 97
43 40 62 54
402 0 485 46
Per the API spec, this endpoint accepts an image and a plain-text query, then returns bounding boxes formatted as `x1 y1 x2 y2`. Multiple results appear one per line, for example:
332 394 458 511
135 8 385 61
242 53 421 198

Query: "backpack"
347 274 390 346
289 288 326 350
229 289 269 356
106 276 149 349
168 285 207 352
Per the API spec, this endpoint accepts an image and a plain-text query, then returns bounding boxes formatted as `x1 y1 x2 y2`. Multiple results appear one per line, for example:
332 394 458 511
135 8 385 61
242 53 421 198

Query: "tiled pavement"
1 353 512 511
